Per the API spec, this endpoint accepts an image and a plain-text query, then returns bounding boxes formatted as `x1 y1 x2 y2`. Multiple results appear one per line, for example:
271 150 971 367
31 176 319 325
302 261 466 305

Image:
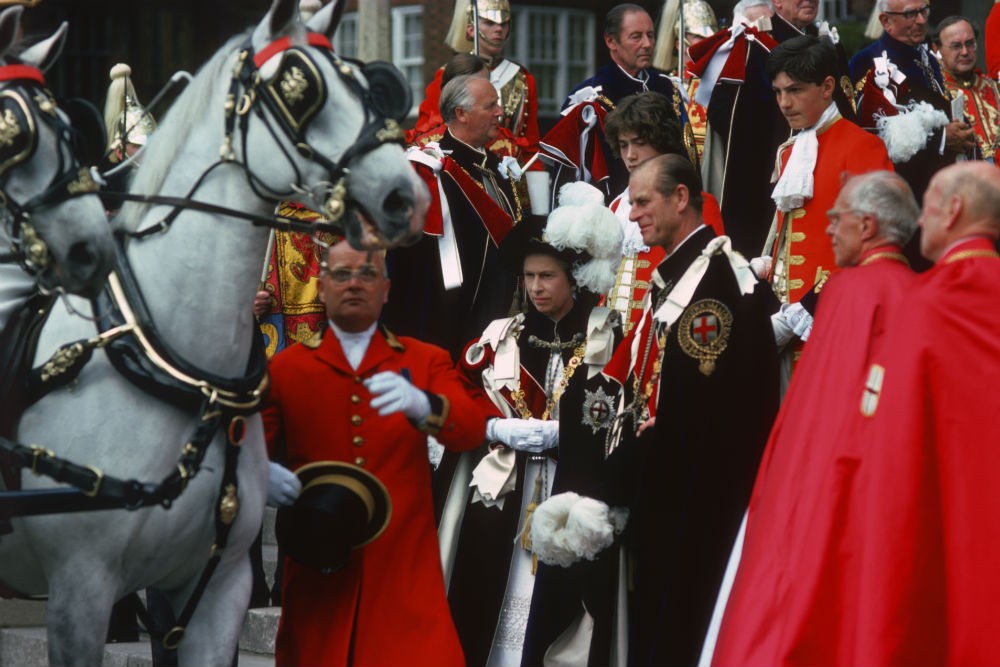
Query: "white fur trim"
530 492 629 568
876 101 949 163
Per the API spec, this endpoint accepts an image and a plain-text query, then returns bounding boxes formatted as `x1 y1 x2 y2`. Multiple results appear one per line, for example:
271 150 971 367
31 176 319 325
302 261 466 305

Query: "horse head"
0 6 113 297
228 0 429 248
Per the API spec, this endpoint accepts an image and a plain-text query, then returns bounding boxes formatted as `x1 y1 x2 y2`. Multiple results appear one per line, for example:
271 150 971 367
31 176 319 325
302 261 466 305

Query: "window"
391 6 424 117
331 8 422 118
818 0 849 22
333 12 358 59
508 8 595 116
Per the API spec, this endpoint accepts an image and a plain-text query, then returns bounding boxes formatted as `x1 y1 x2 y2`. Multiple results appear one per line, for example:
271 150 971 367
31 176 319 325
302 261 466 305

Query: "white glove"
770 302 814 349
267 461 301 508
499 155 523 182
365 371 431 423
749 255 772 279
486 417 559 453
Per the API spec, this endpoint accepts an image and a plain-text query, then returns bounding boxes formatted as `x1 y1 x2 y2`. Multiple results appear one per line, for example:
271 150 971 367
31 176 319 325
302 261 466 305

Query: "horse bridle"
0 64 101 275
233 31 411 222
119 30 411 240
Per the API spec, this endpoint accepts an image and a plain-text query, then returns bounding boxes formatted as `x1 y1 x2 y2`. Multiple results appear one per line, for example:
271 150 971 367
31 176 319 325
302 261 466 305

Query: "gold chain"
510 343 587 421
627 325 669 422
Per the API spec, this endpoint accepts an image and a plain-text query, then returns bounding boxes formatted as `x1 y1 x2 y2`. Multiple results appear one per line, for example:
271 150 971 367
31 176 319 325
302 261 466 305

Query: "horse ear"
0 6 24 62
254 0 299 47
20 22 68 73
305 0 344 39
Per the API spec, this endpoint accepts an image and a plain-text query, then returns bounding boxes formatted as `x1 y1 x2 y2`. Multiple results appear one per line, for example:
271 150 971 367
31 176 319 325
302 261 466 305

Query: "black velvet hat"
275 461 392 573
499 181 623 295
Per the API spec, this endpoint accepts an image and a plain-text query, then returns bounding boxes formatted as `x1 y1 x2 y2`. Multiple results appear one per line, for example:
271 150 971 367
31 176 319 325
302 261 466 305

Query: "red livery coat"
771 117 893 305
263 326 488 667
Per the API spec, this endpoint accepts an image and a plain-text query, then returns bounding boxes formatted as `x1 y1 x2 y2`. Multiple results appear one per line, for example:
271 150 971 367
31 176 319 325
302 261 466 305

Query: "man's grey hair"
875 0 891 12
736 0 773 14
845 171 919 246
440 74 477 124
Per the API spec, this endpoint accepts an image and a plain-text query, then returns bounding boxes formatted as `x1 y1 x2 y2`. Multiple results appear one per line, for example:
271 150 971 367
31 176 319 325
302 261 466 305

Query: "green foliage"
835 18 876 57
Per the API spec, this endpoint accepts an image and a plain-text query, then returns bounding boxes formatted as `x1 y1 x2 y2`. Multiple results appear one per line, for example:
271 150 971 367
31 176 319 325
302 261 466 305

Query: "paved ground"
0 599 44 628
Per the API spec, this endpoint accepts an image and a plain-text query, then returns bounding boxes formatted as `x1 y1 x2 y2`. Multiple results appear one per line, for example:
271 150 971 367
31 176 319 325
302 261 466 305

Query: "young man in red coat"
767 35 894 311
263 239 489 667
765 35 894 376
711 170 919 665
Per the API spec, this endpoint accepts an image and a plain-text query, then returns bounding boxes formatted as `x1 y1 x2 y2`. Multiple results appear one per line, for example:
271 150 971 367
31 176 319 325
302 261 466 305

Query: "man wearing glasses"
262 239 490 666
849 0 974 248
935 16 1000 162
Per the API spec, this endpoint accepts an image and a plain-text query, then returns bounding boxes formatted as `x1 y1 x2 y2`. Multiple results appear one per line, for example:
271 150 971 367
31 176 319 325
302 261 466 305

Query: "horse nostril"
382 187 414 219
67 241 98 275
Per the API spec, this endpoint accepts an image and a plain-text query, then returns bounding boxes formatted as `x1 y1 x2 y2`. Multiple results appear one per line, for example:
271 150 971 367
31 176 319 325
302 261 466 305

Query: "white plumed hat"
543 181 624 295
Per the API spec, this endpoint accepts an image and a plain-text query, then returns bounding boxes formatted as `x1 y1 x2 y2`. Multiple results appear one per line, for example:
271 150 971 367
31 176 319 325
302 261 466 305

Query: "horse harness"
0 63 102 275
0 31 410 650
111 30 411 244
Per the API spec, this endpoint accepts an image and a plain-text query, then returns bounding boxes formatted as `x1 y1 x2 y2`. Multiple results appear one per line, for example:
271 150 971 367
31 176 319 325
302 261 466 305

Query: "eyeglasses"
883 4 930 21
322 264 382 284
943 39 977 52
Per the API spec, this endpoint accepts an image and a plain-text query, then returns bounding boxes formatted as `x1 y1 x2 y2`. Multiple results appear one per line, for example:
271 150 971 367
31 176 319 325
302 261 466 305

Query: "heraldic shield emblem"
678 298 733 377
582 386 614 434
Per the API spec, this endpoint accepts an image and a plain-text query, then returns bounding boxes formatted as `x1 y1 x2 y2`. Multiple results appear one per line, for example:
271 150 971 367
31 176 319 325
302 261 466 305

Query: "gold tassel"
519 474 542 550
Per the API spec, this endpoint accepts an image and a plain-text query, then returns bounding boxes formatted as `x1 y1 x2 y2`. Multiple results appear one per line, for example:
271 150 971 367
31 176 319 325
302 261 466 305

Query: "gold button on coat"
351 415 362 426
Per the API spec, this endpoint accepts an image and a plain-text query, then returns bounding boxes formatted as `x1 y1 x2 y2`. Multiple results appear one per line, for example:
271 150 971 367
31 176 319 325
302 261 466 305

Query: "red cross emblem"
589 399 610 423
691 314 718 345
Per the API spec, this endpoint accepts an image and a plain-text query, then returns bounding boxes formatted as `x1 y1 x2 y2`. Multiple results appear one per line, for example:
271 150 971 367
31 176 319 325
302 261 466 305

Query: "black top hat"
275 461 392 573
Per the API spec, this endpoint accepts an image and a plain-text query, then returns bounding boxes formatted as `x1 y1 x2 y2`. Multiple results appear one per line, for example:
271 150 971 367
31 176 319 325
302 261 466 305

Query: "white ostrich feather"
876 101 949 163
543 182 624 293
530 492 629 568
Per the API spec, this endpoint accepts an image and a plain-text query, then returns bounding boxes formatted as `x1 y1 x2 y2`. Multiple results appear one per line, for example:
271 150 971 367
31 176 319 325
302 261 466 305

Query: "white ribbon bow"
562 85 602 115
469 447 517 509
653 236 757 327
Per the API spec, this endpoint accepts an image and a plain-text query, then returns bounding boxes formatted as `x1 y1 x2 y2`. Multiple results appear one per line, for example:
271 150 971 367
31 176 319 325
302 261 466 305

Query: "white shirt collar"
330 321 378 370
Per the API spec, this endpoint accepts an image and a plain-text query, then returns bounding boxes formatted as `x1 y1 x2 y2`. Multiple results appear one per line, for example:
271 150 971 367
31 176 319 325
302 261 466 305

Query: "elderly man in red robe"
835 161 1000 665
711 170 919 665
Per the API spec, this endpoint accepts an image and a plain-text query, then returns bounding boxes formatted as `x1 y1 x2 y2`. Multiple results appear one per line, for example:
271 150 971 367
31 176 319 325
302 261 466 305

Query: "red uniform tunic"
263 327 488 667
770 116 894 305
712 246 914 665
942 68 1000 160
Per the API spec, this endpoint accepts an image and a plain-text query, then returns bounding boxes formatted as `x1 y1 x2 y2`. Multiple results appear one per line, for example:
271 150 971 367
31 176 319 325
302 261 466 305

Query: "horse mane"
118 31 250 232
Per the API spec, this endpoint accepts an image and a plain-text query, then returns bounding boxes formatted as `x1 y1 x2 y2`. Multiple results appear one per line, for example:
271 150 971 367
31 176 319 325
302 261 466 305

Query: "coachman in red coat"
263 240 489 667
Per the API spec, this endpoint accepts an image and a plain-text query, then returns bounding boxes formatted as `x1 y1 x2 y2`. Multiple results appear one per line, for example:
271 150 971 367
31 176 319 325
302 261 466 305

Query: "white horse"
0 6 114 328
2 0 428 664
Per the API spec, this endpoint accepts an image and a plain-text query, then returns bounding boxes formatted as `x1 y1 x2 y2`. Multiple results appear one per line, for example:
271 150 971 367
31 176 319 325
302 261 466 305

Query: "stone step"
0 626 275 666
239 607 280 655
